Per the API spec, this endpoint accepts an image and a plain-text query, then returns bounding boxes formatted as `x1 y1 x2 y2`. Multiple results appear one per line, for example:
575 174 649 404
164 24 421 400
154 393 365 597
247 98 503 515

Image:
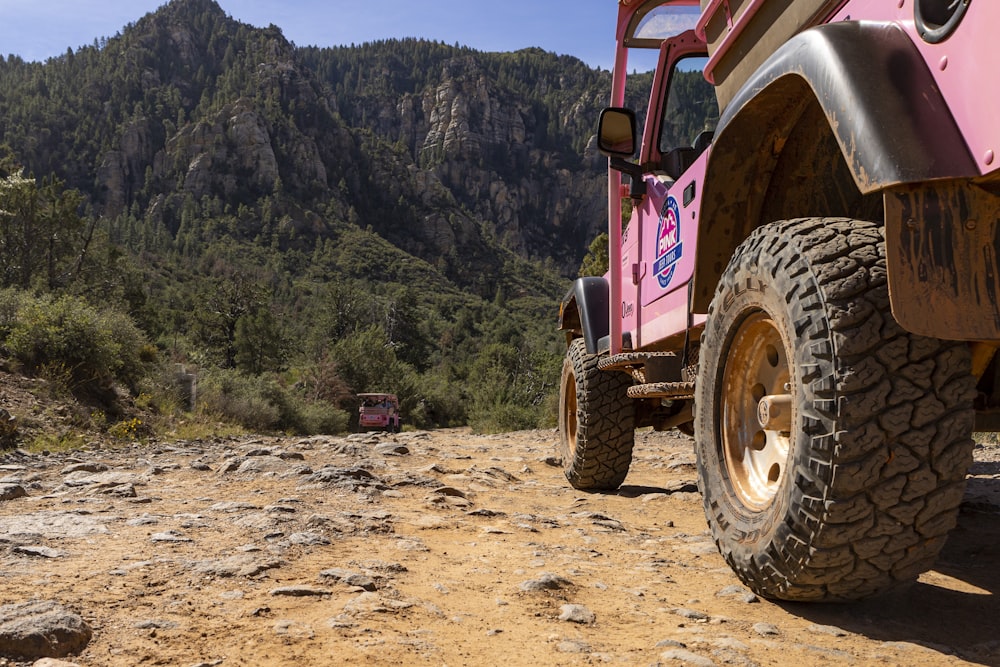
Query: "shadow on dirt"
783 505 1000 666
614 481 699 498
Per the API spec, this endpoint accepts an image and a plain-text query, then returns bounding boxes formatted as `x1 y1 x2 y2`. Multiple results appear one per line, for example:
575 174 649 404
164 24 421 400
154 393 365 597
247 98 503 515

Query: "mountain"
0 0 612 283
0 0 625 432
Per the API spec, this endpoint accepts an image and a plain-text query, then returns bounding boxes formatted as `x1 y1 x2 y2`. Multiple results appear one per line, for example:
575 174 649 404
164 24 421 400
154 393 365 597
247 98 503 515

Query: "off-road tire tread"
560 338 635 490
696 218 976 601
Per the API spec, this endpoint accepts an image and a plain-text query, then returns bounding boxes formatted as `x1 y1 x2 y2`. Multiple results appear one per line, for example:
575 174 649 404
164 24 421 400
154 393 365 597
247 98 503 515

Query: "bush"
107 417 149 441
0 288 25 341
2 291 150 394
294 400 349 434
466 342 556 434
468 400 539 434
407 367 467 428
196 368 348 435
141 365 190 414
196 370 281 431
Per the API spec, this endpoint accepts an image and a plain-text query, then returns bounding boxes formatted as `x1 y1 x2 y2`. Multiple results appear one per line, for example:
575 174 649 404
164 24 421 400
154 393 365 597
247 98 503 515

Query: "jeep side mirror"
599 107 645 199
598 108 637 158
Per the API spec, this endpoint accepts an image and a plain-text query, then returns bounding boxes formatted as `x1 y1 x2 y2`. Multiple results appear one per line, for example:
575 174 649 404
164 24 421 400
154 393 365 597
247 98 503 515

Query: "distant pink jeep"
357 393 401 433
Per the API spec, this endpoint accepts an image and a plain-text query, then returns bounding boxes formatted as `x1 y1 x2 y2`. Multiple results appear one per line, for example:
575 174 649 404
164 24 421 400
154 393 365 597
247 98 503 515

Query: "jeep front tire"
695 218 976 601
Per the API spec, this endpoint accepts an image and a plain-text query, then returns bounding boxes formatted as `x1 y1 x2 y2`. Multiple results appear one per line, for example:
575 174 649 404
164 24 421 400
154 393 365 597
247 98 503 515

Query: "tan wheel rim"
721 311 793 509
561 365 578 458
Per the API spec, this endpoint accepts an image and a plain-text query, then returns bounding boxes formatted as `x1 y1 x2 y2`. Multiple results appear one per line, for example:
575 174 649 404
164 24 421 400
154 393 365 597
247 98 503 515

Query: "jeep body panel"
691 0 1000 334
588 0 1000 341
604 6 709 355
886 180 1000 340
700 0 1000 172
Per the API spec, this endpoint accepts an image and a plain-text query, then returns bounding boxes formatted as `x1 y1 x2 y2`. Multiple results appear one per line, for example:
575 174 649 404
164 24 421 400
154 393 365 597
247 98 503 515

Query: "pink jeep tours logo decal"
654 195 683 288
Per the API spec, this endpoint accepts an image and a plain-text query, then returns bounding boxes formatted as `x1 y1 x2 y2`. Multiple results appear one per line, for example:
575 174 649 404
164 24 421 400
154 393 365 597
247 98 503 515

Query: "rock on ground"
0 600 92 659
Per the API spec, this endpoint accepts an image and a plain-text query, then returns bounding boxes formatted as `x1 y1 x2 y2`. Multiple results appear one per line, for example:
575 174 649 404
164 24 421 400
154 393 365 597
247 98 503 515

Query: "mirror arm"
609 157 647 200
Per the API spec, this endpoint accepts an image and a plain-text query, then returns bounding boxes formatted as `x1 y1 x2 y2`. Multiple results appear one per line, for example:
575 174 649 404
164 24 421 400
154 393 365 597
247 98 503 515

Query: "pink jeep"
357 393 401 433
558 0 999 601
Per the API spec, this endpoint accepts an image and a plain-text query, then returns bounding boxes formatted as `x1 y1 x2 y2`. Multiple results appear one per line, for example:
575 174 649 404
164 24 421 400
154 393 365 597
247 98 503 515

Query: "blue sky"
0 0 621 70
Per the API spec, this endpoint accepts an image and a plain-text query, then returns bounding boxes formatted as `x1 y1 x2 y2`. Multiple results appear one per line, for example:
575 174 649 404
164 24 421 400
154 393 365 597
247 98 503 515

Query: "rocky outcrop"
224 103 280 188
97 117 157 217
420 58 528 162
119 98 283 202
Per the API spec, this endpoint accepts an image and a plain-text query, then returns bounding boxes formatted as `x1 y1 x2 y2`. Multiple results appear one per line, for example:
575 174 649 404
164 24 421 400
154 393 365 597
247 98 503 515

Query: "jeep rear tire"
695 218 976 601
559 337 635 490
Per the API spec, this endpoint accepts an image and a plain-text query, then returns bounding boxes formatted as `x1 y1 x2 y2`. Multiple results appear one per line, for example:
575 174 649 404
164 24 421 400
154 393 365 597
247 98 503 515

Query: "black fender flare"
692 20 977 311
558 277 609 355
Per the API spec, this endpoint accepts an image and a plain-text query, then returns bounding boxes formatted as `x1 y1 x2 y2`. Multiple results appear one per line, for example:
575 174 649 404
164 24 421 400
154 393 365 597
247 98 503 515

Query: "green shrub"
407 368 467 428
538 387 560 430
196 368 348 435
466 342 557 434
0 288 25 341
468 400 539 434
3 291 150 394
197 370 282 431
103 311 153 388
294 400 349 435
107 417 148 441
130 362 198 425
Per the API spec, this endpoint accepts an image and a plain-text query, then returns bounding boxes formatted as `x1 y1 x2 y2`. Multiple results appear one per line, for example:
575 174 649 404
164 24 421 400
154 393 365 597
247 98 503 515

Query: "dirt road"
1 428 999 666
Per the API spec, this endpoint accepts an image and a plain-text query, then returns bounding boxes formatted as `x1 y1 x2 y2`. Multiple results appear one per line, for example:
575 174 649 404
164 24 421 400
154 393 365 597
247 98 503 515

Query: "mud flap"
885 181 1000 340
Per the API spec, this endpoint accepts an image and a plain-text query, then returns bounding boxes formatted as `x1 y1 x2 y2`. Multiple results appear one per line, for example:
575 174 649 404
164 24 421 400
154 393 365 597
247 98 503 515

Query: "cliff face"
317 40 614 276
0 0 613 282
414 55 604 262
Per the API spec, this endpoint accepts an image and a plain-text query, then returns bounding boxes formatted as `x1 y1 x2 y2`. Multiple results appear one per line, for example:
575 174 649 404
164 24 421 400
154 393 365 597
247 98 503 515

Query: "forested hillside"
0 0 646 438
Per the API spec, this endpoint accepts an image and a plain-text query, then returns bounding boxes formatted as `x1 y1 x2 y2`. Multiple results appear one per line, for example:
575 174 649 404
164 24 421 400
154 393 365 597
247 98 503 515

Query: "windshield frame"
623 1 704 49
